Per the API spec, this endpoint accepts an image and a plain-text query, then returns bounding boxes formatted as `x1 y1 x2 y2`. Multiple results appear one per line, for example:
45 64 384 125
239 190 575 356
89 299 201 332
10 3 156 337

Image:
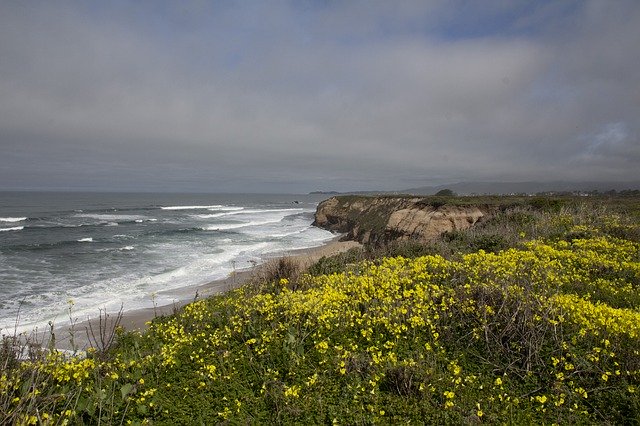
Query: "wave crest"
0 226 24 232
0 217 27 223
160 205 225 210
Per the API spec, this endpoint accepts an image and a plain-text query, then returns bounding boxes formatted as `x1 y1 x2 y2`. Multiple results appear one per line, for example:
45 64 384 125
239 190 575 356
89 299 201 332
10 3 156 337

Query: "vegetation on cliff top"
2 196 640 424
313 194 585 245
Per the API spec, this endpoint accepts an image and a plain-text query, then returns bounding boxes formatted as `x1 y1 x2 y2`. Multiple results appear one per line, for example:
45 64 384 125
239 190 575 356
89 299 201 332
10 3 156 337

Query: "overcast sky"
1 1 639 193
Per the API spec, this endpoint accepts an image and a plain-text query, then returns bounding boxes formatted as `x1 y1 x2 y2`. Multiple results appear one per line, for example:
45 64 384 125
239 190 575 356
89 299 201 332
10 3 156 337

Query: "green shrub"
528 197 565 212
4 195 640 424
434 188 456 196
307 247 366 276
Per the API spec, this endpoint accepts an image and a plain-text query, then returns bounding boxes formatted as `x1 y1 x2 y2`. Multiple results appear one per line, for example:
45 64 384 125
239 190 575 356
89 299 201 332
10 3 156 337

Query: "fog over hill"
401 181 640 196
324 181 640 196
328 181 640 195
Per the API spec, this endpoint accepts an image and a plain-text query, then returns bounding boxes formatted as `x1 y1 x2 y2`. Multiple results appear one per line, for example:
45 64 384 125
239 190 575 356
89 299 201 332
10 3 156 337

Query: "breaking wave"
0 217 27 223
0 226 24 232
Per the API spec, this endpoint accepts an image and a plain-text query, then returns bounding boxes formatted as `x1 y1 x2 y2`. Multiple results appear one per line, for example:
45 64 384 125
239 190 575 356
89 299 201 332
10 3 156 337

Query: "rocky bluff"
312 195 493 245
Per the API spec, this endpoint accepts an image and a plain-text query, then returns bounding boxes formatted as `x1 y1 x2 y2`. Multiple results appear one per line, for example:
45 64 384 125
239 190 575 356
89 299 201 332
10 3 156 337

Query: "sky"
1 1 639 193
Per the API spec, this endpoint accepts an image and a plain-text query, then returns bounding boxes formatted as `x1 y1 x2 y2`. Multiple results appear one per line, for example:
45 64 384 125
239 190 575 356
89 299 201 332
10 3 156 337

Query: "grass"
1 196 640 424
318 194 588 246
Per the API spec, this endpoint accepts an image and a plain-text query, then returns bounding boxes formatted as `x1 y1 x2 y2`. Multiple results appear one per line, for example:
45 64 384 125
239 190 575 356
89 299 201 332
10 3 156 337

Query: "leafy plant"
2 196 640 424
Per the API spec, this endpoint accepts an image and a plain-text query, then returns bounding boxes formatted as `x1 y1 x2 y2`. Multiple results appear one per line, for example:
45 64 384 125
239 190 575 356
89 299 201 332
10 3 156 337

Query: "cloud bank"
1 1 638 192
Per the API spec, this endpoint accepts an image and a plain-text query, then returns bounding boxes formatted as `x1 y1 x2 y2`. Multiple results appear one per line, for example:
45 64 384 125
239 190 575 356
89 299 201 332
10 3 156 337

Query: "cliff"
313 195 493 245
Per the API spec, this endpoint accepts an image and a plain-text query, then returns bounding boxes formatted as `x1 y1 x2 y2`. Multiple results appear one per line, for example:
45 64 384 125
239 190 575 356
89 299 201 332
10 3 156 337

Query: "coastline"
53 236 361 351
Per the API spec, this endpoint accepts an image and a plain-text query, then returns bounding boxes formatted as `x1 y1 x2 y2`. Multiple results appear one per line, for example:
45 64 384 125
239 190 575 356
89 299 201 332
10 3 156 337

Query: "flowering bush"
2 205 639 424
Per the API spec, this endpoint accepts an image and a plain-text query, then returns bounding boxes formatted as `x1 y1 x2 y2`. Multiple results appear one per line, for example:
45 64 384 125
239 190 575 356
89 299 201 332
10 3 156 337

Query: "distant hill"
401 181 640 196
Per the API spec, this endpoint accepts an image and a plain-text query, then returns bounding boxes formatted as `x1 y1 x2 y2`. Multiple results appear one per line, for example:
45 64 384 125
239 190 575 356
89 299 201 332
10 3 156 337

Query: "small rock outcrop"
313 196 492 245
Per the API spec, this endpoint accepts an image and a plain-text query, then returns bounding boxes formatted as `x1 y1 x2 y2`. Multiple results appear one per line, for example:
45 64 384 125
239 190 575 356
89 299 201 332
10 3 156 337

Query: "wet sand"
53 237 361 351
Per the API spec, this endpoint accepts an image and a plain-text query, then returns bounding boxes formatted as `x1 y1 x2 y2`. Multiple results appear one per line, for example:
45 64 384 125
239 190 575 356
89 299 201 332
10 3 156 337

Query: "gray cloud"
1 0 639 192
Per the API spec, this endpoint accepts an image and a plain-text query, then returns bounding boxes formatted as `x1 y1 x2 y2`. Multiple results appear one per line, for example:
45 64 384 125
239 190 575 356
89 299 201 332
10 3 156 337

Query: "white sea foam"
232 208 303 215
75 213 145 222
0 217 27 222
203 223 246 231
1 232 336 335
0 196 335 336
269 228 308 238
160 205 225 210
196 208 302 219
205 219 284 231
203 208 307 232
37 242 272 326
0 226 24 232
208 206 244 212
196 213 231 219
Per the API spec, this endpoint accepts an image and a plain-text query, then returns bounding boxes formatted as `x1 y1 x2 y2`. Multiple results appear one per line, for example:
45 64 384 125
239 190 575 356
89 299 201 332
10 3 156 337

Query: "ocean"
0 192 334 334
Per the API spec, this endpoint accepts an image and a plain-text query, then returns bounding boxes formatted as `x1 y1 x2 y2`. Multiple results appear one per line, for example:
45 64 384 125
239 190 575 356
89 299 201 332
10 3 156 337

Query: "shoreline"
52 236 361 351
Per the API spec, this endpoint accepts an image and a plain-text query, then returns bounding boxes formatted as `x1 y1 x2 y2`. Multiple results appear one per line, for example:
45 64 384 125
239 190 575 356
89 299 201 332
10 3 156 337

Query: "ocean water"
0 192 334 334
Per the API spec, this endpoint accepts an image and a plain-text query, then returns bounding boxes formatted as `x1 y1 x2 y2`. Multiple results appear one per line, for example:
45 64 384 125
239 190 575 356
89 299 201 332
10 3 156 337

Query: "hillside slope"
3 196 640 424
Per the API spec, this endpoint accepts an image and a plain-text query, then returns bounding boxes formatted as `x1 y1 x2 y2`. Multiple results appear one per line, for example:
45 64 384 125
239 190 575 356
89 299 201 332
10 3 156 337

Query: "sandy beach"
52 237 361 351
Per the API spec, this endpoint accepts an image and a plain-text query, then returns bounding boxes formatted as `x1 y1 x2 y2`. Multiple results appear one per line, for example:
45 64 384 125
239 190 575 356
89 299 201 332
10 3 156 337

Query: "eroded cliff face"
313 196 492 245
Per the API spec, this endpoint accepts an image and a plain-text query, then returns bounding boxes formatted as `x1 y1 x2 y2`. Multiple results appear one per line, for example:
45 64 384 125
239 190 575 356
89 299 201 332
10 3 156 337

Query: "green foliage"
306 247 366 276
371 239 442 259
528 197 565 212
434 188 456 196
2 196 640 424
248 256 305 294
